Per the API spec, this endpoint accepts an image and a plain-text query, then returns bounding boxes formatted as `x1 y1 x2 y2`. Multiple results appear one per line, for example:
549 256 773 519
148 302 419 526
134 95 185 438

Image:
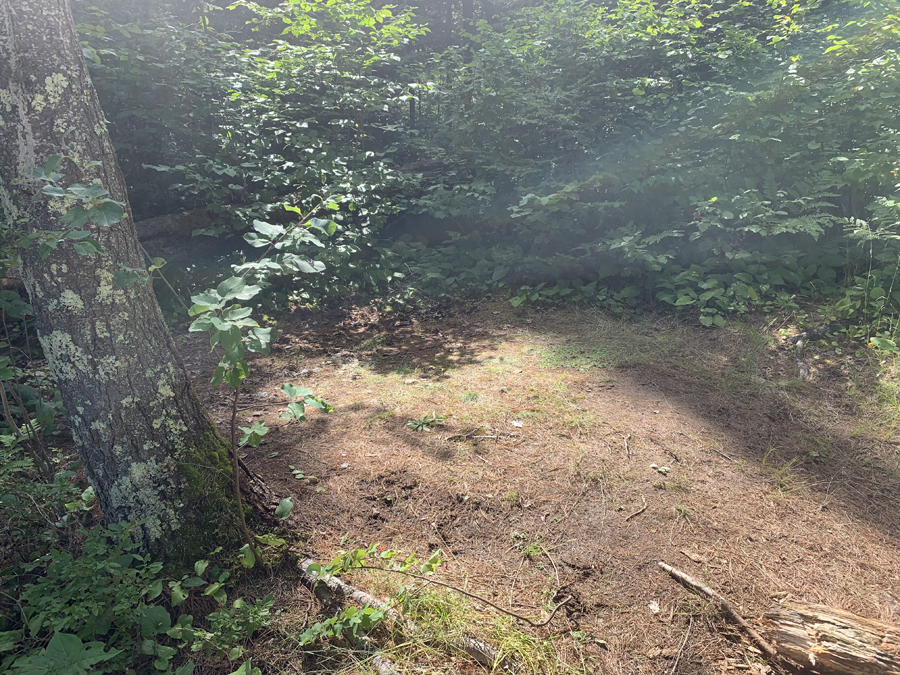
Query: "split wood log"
764 599 900 675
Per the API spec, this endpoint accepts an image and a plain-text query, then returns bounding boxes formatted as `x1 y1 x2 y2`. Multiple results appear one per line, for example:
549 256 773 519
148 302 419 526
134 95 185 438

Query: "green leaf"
16 632 121 673
194 560 209 577
252 220 285 238
227 659 254 675
170 582 188 607
147 579 163 601
275 498 293 520
88 200 125 227
41 185 67 198
73 240 103 255
492 266 509 281
0 630 23 653
217 277 247 301
174 662 196 675
286 401 306 421
256 533 287 547
869 337 897 351
140 606 172 638
42 155 63 177
238 544 256 569
246 327 276 354
281 383 313 398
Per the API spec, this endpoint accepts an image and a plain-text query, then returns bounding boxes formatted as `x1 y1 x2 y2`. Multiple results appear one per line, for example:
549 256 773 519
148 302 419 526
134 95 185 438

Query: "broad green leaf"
140 606 172 638
41 185 67 198
88 200 125 227
73 240 103 255
227 659 254 675
0 630 23 653
286 401 306 421
870 337 897 351
174 662 196 675
170 582 188 607
216 277 247 301
238 544 256 569
147 578 163 601
253 219 285 238
246 326 275 354
275 498 293 520
256 533 287 547
281 383 313 398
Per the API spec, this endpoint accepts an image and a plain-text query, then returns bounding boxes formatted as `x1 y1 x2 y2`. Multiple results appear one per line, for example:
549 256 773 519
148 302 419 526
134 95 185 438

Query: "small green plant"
406 412 446 432
299 544 442 645
510 532 545 559
461 391 480 403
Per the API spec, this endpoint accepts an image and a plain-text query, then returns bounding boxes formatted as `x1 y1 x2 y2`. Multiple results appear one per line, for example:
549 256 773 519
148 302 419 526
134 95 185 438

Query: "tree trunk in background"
0 0 233 558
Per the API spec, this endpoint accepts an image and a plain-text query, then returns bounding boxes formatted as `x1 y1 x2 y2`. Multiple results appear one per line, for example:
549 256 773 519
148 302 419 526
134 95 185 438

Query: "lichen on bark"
0 0 237 559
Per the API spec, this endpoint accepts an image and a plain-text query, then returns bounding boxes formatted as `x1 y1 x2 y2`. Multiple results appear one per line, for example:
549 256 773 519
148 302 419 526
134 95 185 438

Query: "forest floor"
183 299 900 675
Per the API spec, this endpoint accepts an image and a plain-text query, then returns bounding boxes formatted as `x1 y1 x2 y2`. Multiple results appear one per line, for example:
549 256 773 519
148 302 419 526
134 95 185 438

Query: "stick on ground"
658 561 780 661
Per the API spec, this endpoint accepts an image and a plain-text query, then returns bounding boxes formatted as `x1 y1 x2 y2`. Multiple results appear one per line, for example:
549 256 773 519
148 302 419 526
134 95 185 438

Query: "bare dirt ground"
184 299 900 674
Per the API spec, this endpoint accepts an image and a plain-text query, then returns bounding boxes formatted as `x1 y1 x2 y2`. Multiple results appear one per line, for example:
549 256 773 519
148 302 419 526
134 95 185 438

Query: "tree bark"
0 0 234 558
765 599 900 675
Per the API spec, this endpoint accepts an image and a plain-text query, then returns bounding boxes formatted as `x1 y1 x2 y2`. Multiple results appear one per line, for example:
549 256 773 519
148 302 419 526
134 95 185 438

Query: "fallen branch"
625 495 648 522
357 564 571 628
658 561 780 662
298 558 513 671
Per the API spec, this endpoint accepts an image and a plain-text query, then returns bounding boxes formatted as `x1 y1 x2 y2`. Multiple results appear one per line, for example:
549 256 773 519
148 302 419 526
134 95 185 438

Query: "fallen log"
764 599 900 675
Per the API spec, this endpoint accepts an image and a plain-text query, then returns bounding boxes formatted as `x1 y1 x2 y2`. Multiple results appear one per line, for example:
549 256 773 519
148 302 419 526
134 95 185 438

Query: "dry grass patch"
183 299 900 674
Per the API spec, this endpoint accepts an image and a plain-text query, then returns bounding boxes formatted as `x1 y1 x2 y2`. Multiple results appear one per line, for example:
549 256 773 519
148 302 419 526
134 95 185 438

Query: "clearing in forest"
185 300 900 674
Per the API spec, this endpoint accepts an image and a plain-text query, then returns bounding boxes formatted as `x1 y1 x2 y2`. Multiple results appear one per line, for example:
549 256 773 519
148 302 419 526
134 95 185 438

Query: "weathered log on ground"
765 599 900 675
134 208 219 240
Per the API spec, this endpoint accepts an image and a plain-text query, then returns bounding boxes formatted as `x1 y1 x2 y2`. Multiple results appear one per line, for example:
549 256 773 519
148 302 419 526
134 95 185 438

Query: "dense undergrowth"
69 0 900 346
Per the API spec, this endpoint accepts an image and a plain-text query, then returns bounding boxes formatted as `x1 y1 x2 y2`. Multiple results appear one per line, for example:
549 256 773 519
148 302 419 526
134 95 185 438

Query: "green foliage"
0 467 276 674
74 0 900 339
299 544 442 645
406 411 446 432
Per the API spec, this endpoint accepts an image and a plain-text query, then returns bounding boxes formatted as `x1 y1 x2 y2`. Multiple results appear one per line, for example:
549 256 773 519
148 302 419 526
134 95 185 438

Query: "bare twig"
658 562 779 661
625 495 648 522
668 617 692 675
230 386 265 567
623 433 631 458
710 445 737 463
139 242 191 313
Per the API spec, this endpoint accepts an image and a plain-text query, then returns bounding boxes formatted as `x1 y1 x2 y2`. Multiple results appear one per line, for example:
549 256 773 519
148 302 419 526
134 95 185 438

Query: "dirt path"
186 300 900 674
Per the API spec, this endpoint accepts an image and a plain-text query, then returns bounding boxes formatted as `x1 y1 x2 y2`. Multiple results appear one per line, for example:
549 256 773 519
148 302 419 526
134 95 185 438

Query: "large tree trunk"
0 0 233 558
